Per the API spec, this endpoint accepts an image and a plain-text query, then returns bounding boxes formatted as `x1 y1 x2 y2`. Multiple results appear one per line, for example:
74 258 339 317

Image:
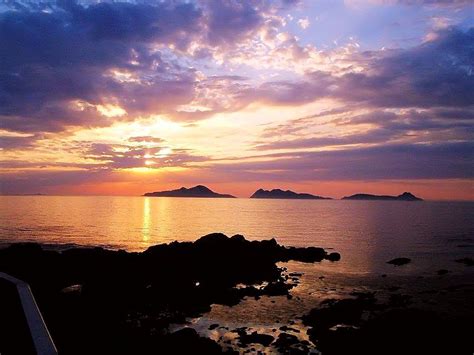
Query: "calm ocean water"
1 196 473 275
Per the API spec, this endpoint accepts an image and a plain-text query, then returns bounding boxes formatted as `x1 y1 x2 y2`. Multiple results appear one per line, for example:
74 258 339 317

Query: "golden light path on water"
142 197 151 242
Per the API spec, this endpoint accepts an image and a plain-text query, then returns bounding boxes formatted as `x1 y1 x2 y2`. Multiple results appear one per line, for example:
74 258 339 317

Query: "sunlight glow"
142 197 150 242
97 104 127 117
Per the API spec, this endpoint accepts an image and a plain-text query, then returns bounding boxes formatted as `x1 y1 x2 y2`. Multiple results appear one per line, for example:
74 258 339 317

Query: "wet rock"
388 294 412 307
455 257 474 266
327 252 341 261
0 234 339 354
279 326 300 333
302 290 473 355
262 281 293 296
162 328 223 354
274 333 310 354
61 284 82 294
387 257 411 266
274 333 299 347
288 272 303 277
238 331 274 347
302 293 379 343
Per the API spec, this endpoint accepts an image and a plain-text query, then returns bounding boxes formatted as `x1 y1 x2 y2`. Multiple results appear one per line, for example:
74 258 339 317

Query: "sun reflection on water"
142 197 151 242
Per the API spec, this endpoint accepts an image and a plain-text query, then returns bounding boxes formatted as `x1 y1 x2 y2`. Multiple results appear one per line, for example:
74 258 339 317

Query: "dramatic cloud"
244 27 474 109
0 0 286 134
213 142 474 181
1 0 473 198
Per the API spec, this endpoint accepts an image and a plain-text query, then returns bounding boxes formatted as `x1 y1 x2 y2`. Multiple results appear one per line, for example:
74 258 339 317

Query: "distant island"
144 185 235 198
342 192 423 201
250 188 332 200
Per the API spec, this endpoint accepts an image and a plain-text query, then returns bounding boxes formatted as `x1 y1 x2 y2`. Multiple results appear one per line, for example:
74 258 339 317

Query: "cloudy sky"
0 0 473 199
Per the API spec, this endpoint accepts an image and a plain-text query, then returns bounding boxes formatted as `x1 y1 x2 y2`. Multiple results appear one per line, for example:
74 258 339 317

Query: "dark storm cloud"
0 134 40 150
215 142 474 181
338 27 474 108
204 0 265 46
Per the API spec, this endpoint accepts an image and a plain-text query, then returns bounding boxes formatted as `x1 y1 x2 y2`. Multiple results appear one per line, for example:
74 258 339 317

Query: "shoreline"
1 233 473 354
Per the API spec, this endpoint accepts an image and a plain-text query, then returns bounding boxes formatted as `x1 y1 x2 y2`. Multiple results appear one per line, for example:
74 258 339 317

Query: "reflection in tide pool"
0 196 473 275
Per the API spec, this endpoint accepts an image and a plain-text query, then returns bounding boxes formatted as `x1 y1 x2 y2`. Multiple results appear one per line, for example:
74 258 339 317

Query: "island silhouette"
143 186 423 201
250 188 331 200
342 192 423 201
144 185 235 198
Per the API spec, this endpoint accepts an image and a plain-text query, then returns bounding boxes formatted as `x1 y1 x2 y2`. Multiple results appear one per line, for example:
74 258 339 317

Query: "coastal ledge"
0 233 339 354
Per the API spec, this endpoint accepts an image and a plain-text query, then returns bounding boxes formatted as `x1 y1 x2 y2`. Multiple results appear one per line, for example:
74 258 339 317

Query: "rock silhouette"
144 185 235 198
302 293 472 355
342 192 423 201
0 233 338 354
387 257 411 266
250 188 331 200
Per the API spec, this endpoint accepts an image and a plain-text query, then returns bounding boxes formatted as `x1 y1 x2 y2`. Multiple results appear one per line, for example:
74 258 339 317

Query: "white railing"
0 272 58 355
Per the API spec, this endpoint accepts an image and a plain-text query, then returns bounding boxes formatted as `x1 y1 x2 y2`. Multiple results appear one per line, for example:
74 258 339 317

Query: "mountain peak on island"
250 188 331 200
342 192 423 201
144 185 235 198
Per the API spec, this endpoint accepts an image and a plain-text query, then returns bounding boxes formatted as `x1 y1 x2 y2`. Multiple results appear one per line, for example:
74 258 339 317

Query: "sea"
1 196 473 274
1 195 473 349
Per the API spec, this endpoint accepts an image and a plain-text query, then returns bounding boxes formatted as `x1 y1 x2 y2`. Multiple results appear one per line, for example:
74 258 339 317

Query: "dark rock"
314 309 472 355
455 257 474 266
303 293 379 341
437 269 450 275
388 294 412 307
288 272 303 277
238 331 274 347
387 257 411 266
163 328 223 354
327 252 341 261
279 326 299 333
274 333 299 347
0 234 338 355
274 333 311 354
209 324 219 330
263 281 293 296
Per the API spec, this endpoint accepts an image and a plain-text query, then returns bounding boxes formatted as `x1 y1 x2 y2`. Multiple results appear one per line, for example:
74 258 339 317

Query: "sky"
0 0 473 199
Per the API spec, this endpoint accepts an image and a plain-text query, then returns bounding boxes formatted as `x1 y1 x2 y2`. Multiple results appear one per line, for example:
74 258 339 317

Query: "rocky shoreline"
1 233 472 354
0 233 339 354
